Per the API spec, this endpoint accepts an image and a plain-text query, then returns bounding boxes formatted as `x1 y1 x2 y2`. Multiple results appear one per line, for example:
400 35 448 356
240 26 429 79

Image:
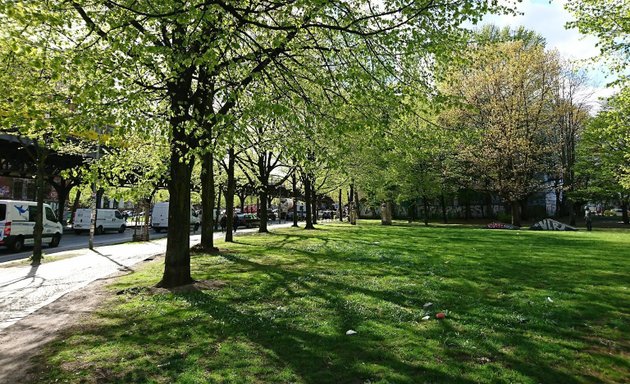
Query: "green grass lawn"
32 222 629 383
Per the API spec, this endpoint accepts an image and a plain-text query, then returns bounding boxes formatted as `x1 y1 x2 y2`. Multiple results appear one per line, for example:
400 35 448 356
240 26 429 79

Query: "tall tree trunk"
569 201 578 226
554 189 562 218
32 152 46 265
214 187 222 231
464 193 471 221
311 184 317 225
292 171 299 227
239 193 246 213
381 201 392 225
142 197 151 240
95 188 104 210
50 178 72 225
338 188 343 222
258 188 269 233
423 196 430 226
304 175 314 230
621 199 629 225
70 188 81 224
349 182 354 203
511 201 521 227
441 193 448 224
158 144 194 287
225 147 236 242
407 201 415 222
56 183 69 225
200 151 217 251
519 197 528 221
484 193 494 219
156 63 195 288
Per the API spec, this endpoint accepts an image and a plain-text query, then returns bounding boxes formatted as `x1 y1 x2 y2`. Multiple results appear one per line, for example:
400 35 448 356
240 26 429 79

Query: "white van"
0 199 63 252
151 202 200 233
73 208 127 235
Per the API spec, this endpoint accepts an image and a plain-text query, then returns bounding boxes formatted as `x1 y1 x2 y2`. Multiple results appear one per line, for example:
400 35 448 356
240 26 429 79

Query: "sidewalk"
0 223 294 332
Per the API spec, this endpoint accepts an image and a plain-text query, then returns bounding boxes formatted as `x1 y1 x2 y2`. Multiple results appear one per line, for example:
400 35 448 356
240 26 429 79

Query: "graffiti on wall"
530 218 577 231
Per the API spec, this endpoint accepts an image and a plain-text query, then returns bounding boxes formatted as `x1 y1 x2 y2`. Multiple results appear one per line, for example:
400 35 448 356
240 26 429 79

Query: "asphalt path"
0 228 169 263
0 222 293 331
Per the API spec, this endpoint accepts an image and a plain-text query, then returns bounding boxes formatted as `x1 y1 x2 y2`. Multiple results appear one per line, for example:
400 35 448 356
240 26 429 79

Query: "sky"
474 0 619 112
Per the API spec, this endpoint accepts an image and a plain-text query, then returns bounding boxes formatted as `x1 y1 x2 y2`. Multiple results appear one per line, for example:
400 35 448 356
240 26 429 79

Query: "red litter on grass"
436 312 446 319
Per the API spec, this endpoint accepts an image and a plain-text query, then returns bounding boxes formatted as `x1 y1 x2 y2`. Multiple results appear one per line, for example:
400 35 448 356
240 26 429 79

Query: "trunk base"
156 276 195 289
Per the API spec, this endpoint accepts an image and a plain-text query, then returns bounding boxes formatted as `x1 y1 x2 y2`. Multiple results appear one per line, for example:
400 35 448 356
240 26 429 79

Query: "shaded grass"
32 222 629 383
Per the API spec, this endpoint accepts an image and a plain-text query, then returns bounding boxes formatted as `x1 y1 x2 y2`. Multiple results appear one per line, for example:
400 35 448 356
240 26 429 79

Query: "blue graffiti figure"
15 205 28 215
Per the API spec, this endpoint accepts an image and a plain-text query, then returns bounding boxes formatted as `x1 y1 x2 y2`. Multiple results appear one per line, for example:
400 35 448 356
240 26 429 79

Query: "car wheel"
96 225 104 235
10 236 25 252
74 229 83 235
49 234 61 248
118 225 126 233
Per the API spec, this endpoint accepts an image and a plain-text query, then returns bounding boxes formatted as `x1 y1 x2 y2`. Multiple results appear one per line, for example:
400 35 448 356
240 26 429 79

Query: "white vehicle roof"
0 199 52 207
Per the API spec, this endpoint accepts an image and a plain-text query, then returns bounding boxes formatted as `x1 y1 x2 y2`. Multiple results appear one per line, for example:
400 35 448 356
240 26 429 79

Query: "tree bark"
621 199 629 225
519 197 528 221
50 177 73 225
200 151 217 251
569 201 579 226
511 201 521 227
70 188 81 224
32 152 46 265
484 193 494 219
423 196 429 226
304 175 315 229
95 188 104 210
311 184 317 225
381 201 392 225
258 188 269 233
239 192 246 213
214 186 222 231
159 154 194 287
157 66 196 288
338 188 343 222
292 171 299 227
407 201 415 222
225 147 236 242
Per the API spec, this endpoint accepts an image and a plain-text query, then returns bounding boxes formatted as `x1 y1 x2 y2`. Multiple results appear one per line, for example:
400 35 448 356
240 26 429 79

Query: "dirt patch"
0 277 114 383
0 255 165 384
0 249 229 384
117 279 228 295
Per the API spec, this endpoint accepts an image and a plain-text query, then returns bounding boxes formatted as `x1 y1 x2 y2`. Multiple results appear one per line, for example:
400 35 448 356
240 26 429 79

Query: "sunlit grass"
32 221 629 383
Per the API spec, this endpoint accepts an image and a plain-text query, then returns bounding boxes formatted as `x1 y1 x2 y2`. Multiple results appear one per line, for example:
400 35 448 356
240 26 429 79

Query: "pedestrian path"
0 223 293 331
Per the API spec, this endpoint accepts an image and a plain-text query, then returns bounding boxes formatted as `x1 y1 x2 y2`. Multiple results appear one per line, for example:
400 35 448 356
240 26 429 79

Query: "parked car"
73 208 127 235
236 213 260 228
151 202 200 232
0 199 63 252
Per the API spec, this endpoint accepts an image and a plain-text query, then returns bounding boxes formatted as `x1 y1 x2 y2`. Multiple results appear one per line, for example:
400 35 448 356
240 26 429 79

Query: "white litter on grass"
346 329 357 335
421 315 431 321
423 302 433 308
547 297 554 303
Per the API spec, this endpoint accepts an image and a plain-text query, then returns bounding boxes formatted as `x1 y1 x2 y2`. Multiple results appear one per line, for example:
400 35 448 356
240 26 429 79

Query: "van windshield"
0 204 5 221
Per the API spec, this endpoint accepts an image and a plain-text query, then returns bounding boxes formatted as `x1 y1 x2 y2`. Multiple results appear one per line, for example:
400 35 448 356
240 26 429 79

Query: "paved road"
0 228 169 263
0 223 293 331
